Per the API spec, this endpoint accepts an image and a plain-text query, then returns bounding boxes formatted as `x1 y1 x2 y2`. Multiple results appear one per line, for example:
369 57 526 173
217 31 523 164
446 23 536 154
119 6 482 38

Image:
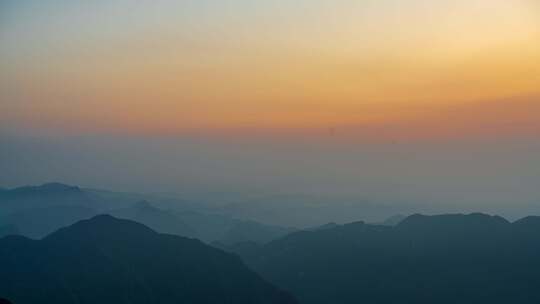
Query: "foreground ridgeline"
4 209 540 304
225 213 540 304
0 215 297 304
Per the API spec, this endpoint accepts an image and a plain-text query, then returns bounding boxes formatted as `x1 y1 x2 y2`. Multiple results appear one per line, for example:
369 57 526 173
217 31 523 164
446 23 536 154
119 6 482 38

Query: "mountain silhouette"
0 215 298 304
226 213 540 304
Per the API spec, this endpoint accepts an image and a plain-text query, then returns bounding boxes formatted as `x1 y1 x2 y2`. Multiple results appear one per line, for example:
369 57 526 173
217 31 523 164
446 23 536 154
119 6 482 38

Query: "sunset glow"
2 0 539 139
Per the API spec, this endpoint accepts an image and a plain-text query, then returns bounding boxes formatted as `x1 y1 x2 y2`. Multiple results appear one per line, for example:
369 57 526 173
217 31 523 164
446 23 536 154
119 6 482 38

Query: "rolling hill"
0 215 298 304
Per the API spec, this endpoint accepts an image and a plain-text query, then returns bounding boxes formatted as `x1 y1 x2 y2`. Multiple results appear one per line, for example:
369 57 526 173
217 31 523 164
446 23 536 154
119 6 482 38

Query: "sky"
2 0 539 138
1 1 540 218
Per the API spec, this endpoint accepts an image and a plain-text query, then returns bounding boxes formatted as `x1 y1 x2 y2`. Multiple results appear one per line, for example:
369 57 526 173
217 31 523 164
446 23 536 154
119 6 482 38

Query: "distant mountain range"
4 184 540 303
224 213 540 304
0 215 298 304
0 183 294 243
0 183 102 238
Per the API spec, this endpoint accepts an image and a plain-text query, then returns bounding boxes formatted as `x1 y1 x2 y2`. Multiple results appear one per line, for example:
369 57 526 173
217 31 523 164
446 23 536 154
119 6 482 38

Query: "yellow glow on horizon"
2 0 539 139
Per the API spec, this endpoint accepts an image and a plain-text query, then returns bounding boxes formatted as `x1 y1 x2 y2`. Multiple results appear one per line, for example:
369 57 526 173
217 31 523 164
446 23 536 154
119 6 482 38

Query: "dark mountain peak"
234 213 540 304
45 214 156 242
1 214 297 304
69 214 153 231
81 213 122 223
397 213 510 233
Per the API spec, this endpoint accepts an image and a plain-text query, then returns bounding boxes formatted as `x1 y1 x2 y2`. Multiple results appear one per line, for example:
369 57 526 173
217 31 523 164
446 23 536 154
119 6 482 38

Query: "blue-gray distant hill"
0 183 102 238
0 215 298 304
0 183 295 244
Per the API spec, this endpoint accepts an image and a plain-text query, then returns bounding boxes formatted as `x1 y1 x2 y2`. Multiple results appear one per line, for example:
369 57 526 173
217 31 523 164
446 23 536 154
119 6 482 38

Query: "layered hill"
0 215 297 304
227 213 540 304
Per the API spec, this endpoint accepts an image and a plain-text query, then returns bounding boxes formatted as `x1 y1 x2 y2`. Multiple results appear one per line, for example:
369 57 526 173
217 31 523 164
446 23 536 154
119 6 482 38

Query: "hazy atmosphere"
2 1 540 304
1 133 540 223
2 0 540 222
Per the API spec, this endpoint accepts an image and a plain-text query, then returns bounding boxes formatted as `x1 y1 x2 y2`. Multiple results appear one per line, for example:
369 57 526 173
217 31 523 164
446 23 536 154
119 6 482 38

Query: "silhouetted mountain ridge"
0 215 298 304
398 212 509 230
226 213 540 304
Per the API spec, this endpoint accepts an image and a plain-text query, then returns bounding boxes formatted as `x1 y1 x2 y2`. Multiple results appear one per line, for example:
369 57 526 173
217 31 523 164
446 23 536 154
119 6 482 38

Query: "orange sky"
1 0 539 140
